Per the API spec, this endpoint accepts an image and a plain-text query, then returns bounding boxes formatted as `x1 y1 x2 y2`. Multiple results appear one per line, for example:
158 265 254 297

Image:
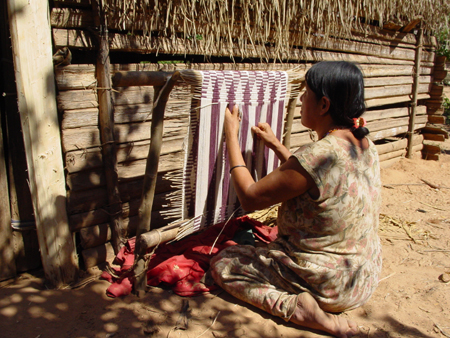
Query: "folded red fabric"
102 216 277 297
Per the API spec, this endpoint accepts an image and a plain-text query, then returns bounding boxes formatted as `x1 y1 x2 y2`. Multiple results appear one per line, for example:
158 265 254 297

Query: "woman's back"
277 135 381 255
272 135 382 311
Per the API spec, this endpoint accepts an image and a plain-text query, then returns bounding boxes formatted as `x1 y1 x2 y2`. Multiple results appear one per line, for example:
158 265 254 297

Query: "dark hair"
305 61 368 140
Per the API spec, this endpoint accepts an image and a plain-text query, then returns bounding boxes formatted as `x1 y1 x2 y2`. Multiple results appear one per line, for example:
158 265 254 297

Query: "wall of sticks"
50 1 448 269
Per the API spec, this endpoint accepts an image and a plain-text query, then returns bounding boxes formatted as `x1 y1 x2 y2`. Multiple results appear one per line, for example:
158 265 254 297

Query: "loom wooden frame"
111 69 299 294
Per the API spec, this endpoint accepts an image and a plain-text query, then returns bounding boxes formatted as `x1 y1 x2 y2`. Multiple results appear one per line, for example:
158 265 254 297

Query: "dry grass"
89 0 450 61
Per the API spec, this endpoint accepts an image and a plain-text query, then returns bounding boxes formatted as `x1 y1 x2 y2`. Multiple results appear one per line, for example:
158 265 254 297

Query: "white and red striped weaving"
180 70 288 236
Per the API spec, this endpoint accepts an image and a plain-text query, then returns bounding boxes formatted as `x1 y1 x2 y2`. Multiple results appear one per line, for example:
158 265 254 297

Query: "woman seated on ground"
210 61 382 338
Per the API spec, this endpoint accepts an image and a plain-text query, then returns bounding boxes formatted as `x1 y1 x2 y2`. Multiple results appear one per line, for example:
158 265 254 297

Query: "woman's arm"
225 105 316 211
251 122 292 164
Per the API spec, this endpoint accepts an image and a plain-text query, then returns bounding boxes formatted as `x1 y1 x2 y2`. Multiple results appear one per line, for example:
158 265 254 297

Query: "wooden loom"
111 69 304 294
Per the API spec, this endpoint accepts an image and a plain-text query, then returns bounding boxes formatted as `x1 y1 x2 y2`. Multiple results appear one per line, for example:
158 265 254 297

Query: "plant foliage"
443 97 450 125
436 15 450 59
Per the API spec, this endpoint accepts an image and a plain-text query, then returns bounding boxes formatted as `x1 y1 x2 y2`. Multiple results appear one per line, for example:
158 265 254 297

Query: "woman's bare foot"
290 293 359 338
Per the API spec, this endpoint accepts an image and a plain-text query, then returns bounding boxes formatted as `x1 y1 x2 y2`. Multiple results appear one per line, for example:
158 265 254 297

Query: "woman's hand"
222 104 312 211
252 122 280 150
224 105 240 139
252 122 292 164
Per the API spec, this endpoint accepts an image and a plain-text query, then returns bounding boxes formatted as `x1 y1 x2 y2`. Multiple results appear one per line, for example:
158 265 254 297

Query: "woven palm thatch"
99 0 450 60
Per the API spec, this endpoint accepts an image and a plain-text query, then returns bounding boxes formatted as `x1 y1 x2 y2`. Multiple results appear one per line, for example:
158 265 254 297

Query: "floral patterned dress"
210 135 382 320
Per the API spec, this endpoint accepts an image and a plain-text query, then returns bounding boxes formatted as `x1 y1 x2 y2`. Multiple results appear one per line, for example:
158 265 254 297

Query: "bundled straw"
94 0 450 61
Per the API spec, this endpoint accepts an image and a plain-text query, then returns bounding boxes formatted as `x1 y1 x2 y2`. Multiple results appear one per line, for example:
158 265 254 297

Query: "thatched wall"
50 0 449 268
53 0 450 61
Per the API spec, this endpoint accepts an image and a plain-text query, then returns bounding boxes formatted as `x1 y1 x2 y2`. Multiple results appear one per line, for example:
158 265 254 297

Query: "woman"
210 61 382 338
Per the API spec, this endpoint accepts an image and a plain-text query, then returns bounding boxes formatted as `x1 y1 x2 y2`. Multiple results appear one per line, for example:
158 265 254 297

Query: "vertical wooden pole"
133 72 180 296
135 86 162 240
7 0 78 287
93 0 126 254
406 24 423 158
1 0 39 274
0 0 16 280
282 84 301 150
0 109 16 281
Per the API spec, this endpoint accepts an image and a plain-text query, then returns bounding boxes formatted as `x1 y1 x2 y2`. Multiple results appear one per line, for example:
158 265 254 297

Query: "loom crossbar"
112 70 202 87
112 71 173 87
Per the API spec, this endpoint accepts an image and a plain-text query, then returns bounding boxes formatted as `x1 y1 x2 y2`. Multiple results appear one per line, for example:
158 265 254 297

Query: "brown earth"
1 92 450 338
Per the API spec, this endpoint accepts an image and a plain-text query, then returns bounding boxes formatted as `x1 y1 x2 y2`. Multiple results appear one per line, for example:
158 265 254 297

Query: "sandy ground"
1 94 450 338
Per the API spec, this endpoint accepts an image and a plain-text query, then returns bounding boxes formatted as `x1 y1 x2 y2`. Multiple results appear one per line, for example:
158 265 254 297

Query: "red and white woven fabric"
182 71 288 234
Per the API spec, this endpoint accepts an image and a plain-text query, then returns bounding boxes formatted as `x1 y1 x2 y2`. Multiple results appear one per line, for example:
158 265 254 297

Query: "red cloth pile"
102 216 278 297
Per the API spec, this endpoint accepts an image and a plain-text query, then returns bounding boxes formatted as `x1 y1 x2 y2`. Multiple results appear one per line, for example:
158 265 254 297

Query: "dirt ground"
1 93 450 338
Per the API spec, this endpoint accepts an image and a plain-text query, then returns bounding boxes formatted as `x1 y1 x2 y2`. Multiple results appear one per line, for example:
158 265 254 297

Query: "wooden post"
93 0 126 254
282 84 301 150
406 24 423 158
133 71 181 296
0 0 16 280
1 1 40 273
0 109 16 281
7 0 78 286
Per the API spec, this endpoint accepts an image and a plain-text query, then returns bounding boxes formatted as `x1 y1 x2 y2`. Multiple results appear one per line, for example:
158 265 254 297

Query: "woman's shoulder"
292 136 378 171
293 137 337 155
291 138 340 171
326 135 379 157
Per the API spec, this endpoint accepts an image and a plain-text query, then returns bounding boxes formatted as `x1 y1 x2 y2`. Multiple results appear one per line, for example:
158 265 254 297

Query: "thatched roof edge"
63 0 450 60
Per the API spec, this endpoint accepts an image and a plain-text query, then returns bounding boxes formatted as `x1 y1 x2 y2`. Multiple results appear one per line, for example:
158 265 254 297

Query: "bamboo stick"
133 71 181 296
406 25 423 158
